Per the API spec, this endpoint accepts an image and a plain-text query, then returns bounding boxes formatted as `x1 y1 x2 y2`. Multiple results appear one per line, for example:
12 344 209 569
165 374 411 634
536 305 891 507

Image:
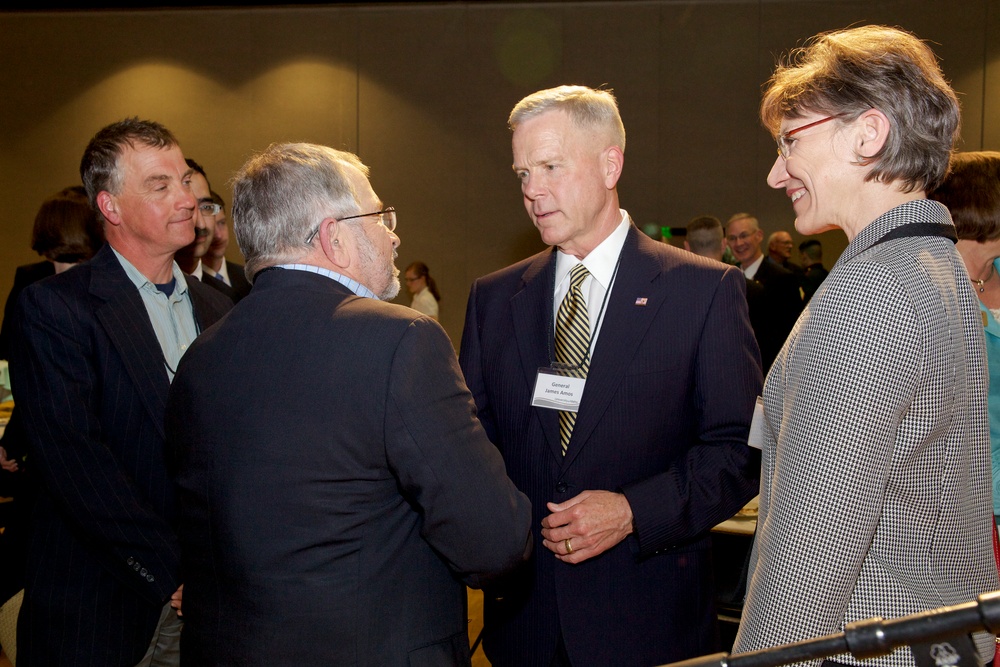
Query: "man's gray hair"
509 85 626 152
231 143 368 280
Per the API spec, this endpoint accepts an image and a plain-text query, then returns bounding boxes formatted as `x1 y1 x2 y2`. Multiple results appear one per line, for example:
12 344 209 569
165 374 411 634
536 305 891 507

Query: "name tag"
531 368 587 412
747 396 764 450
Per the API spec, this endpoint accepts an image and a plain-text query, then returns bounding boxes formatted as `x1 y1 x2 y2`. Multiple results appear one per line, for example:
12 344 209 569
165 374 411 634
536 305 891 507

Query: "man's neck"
110 241 176 284
203 254 224 272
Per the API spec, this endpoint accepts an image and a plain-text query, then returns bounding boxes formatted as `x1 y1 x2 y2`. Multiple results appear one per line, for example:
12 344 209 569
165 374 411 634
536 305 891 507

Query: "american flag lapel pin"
634 297 648 306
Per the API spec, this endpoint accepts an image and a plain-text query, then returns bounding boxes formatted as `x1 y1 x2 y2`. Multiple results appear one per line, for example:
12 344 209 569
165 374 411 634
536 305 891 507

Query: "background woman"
930 151 1000 528
404 261 440 320
734 26 999 666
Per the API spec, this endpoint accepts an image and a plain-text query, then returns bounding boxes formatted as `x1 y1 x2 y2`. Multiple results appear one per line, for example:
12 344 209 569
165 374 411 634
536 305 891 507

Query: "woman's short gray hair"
761 25 960 193
509 85 626 152
231 143 368 280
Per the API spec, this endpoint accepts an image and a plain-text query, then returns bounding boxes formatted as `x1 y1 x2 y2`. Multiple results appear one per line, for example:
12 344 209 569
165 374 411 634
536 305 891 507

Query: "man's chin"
380 277 401 301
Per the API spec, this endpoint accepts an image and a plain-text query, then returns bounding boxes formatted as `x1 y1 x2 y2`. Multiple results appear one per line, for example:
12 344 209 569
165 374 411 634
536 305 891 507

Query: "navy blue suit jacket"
167 268 531 666
10 244 231 666
459 226 762 667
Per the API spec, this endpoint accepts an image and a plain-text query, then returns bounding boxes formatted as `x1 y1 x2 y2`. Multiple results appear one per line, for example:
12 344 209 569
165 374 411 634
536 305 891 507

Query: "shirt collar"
111 246 189 298
555 211 630 290
742 254 765 279
274 263 379 299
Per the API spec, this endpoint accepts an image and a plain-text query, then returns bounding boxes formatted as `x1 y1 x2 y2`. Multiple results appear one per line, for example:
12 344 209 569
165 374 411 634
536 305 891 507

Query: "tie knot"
569 263 589 289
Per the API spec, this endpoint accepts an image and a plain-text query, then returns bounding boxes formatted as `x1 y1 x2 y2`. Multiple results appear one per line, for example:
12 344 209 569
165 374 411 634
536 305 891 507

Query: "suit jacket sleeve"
385 316 531 586
621 266 762 553
11 282 181 604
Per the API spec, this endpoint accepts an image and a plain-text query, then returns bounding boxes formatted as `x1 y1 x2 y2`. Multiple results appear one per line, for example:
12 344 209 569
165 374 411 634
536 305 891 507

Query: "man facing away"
459 85 762 667
166 142 532 666
10 118 232 666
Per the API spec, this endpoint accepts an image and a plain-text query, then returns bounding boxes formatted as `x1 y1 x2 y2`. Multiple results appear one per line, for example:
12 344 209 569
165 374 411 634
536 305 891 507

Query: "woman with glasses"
404 261 440 321
734 26 999 666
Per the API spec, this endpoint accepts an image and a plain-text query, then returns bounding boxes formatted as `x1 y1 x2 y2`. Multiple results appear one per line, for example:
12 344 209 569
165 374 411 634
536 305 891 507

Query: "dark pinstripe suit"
459 225 763 667
9 244 231 666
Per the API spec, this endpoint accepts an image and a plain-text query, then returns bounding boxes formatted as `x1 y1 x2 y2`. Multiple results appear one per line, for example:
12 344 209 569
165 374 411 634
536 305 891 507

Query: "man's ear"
603 145 624 189
319 219 350 269
855 108 890 165
96 191 121 227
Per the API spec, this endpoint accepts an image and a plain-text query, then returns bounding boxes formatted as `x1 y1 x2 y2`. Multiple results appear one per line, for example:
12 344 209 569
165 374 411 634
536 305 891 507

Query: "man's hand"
540 490 633 564
170 584 183 617
0 446 18 473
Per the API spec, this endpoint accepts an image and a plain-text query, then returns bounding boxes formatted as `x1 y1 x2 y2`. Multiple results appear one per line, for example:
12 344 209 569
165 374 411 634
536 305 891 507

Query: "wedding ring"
564 538 574 554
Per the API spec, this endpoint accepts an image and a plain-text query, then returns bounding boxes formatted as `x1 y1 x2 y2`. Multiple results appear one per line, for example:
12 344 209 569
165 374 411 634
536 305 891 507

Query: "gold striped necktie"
555 263 591 455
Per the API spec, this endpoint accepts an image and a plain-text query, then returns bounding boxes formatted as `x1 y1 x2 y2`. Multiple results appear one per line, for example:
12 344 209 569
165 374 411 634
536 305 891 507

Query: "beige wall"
1 1 998 345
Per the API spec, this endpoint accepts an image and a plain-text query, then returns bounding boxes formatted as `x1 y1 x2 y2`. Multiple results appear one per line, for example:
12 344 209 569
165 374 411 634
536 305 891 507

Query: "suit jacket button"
555 482 568 493
146 575 155 582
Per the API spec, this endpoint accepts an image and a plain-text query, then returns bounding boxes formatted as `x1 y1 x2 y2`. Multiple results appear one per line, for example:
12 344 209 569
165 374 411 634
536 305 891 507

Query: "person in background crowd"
460 85 761 667
201 190 252 302
0 186 104 360
767 230 804 277
726 213 803 370
734 26 1000 666
929 150 1000 529
405 260 440 320
10 118 232 667
684 215 725 262
798 239 828 302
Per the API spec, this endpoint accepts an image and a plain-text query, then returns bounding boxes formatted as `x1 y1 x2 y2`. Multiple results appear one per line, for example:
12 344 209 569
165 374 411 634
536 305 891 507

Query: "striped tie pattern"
555 263 591 455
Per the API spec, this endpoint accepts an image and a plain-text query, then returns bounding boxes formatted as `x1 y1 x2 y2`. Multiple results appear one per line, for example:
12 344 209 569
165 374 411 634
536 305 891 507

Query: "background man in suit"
459 85 762 667
798 239 829 302
167 142 532 666
201 190 252 301
10 118 232 666
684 214 726 262
172 160 242 305
767 230 804 276
726 213 803 370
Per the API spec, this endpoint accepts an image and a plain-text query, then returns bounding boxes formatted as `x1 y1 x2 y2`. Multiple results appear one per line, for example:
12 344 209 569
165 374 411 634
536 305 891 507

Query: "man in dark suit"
459 85 761 667
798 239 829 302
10 118 232 666
173 160 242 305
201 191 252 301
166 142 532 666
726 213 804 371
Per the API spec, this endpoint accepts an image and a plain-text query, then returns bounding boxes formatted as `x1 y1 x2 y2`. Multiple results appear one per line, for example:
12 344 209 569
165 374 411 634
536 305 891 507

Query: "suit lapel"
563 227 662 468
510 249 564 463
90 247 171 439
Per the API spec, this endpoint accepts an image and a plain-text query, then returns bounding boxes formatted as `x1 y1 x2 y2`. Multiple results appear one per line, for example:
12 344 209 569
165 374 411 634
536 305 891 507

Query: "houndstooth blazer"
734 199 1000 666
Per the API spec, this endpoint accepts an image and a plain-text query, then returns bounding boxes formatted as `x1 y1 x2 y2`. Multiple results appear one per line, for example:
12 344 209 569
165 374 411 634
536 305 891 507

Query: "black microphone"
658 590 1000 667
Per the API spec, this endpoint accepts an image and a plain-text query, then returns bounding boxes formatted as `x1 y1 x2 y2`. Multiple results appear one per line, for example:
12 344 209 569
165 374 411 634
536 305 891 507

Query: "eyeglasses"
199 202 223 216
305 206 397 244
776 116 839 159
340 207 396 232
726 231 756 244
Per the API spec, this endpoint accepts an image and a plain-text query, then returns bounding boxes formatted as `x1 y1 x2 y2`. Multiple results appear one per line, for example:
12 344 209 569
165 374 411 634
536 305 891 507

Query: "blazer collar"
89 244 173 439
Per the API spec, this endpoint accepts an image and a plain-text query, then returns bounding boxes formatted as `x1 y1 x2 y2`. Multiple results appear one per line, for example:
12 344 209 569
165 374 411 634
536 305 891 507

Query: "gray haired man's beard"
381 258 401 301
356 229 400 301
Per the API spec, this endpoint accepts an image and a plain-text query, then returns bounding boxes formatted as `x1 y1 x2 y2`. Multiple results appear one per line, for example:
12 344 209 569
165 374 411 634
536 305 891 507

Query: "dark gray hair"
509 85 626 152
231 143 368 280
761 25 960 193
80 117 179 218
